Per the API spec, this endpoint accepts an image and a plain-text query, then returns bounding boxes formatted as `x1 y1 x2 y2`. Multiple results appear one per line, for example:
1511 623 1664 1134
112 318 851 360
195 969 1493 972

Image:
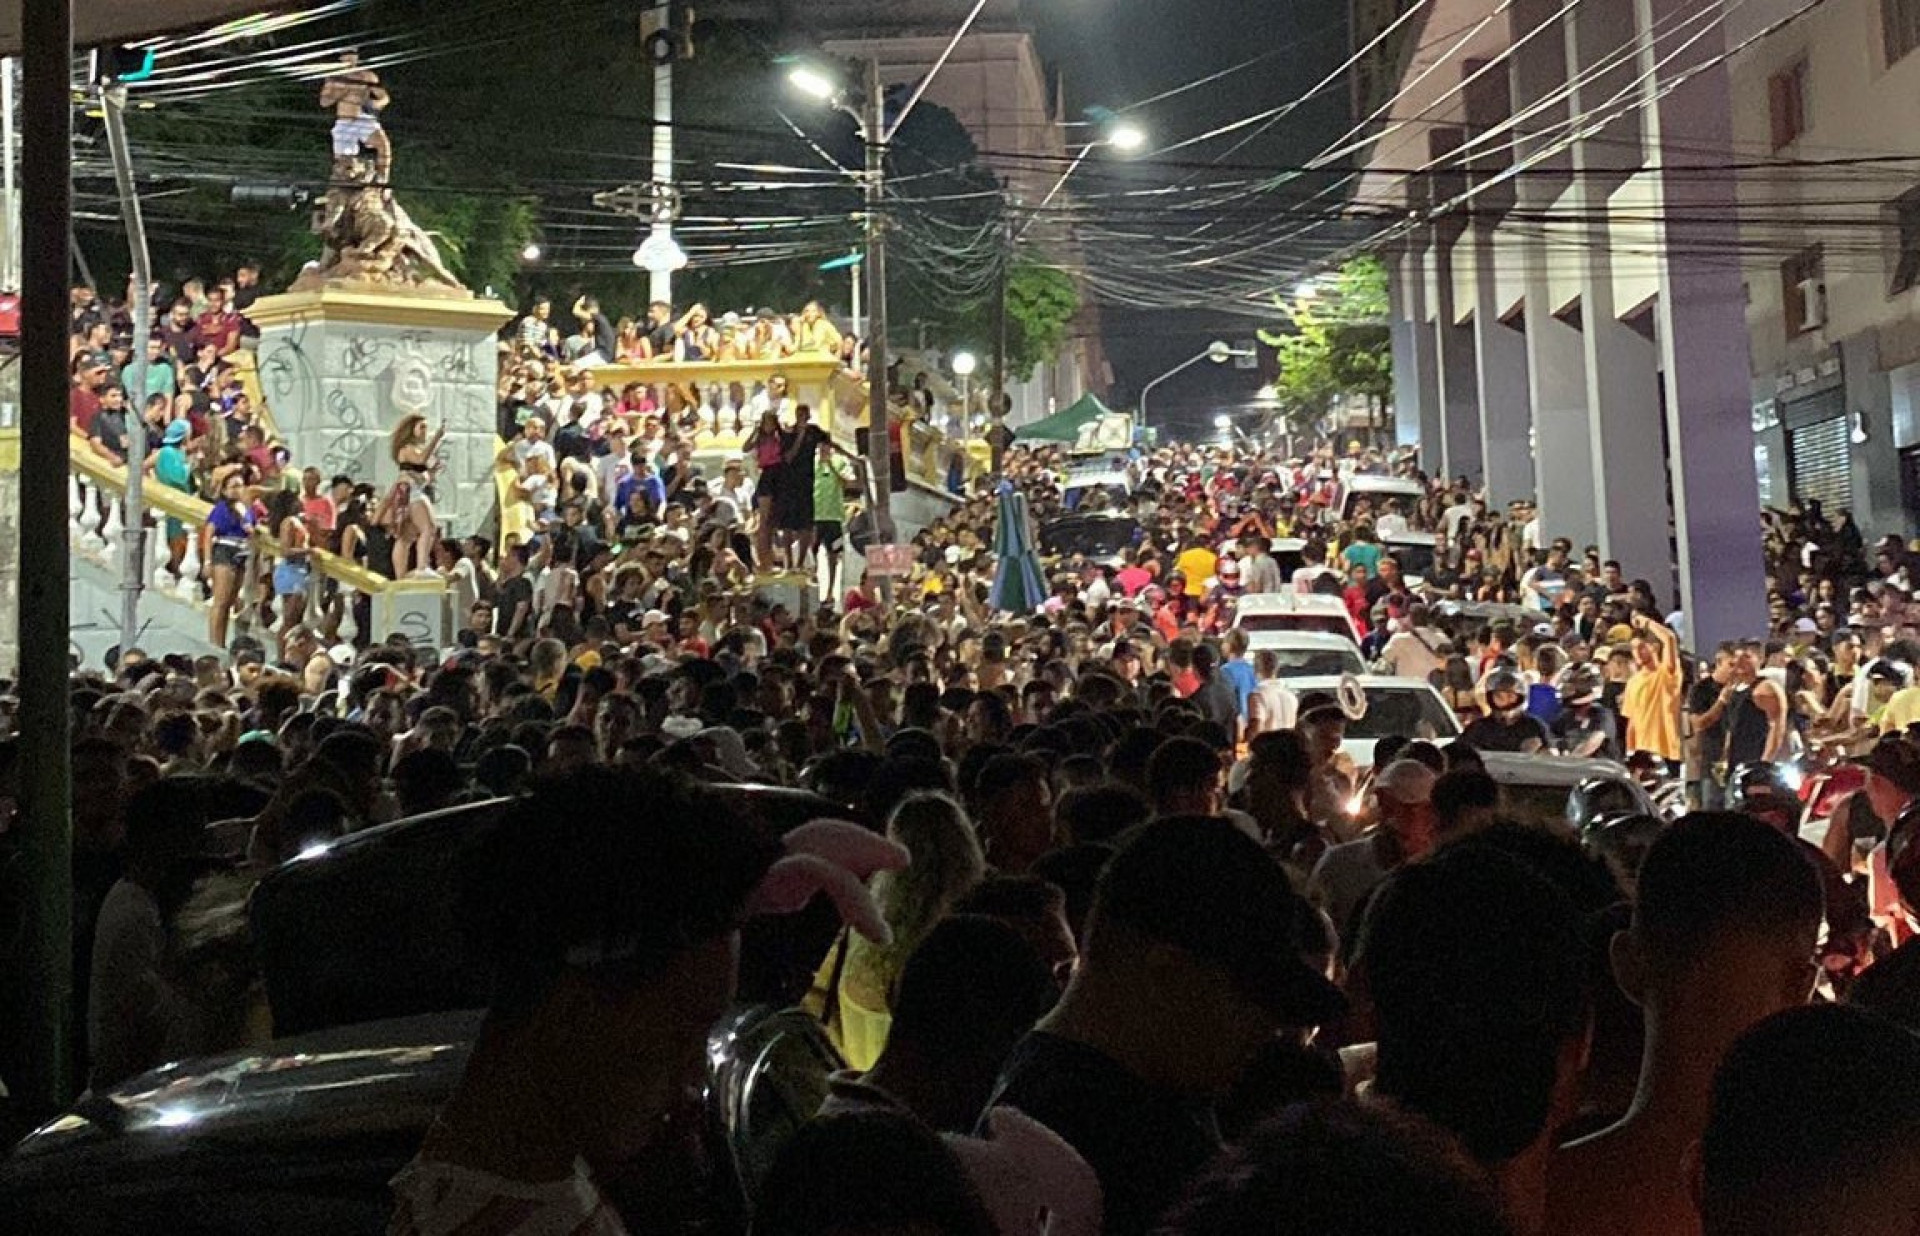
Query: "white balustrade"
174 534 202 605
100 497 123 547
149 520 171 590
339 586 359 644
78 491 106 553
68 474 83 524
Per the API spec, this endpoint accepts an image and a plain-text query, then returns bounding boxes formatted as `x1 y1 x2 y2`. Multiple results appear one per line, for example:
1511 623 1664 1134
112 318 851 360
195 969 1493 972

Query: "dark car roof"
252 785 849 1037
0 1011 479 1235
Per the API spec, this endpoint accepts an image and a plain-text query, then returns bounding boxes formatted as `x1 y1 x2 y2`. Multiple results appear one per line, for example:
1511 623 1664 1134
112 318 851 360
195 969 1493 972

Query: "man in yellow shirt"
1174 533 1217 600
1879 675 1920 734
1620 612 1683 763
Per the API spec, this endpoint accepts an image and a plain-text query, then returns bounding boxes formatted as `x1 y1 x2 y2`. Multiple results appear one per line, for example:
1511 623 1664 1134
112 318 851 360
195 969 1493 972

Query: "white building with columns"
1350 0 1790 649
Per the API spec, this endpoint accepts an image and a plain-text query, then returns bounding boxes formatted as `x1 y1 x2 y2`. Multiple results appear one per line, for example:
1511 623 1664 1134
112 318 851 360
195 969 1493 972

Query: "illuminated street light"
786 64 839 102
520 243 542 263
1214 414 1233 430
1107 122 1147 153
951 350 978 377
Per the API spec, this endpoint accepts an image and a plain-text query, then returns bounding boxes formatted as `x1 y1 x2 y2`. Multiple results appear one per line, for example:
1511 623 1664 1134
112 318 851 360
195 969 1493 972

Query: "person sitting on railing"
615 317 651 363
572 296 616 361
750 310 794 361
194 283 246 358
669 304 716 362
795 300 842 357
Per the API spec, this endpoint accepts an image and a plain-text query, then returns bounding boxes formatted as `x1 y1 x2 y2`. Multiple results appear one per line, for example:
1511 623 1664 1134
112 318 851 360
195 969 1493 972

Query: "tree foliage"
1258 255 1391 424
1005 262 1080 381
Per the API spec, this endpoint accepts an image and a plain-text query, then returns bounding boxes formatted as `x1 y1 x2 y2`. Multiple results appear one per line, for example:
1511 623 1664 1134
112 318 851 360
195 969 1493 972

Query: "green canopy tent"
1013 392 1119 444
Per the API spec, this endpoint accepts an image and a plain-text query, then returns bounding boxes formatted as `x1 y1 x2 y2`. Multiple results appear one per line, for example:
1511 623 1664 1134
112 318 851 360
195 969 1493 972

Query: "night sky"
1023 0 1354 433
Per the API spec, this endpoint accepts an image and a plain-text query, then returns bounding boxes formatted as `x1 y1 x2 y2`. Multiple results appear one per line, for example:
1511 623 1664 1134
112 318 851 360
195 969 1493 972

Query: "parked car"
1333 475 1424 523
1478 750 1659 831
1 783 855 1234
1244 629 1368 678
0 1001 841 1235
1231 593 1364 644
252 785 849 1037
1281 674 1462 767
1037 512 1143 571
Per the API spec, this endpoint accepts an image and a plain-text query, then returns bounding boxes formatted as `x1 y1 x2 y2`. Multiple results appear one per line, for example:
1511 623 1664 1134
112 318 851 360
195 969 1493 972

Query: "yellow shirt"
795 317 843 356
1175 547 1218 598
1620 661 1682 761
1880 685 1920 734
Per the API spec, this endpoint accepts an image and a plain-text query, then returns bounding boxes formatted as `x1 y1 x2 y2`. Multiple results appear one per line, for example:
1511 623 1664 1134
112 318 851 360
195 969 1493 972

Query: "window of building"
1768 59 1808 149
1781 246 1825 337
1886 0 1920 65
1894 187 1920 295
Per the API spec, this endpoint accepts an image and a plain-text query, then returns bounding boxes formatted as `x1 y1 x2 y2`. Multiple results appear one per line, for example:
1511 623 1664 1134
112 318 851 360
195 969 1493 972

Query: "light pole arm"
1138 348 1215 430
883 0 991 143
1015 142 1093 244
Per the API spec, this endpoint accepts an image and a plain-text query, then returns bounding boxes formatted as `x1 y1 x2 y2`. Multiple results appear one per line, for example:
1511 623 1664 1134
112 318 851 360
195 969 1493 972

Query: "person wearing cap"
1857 733 1920 947
1306 759 1436 935
987 816 1346 1236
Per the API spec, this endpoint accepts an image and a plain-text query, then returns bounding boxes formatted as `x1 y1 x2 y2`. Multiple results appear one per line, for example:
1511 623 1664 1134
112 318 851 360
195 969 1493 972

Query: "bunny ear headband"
743 819 911 945
562 819 908 970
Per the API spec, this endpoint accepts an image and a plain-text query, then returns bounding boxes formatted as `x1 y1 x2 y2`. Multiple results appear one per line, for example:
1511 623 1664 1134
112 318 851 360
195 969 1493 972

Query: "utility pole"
101 83 150 659
862 55 895 541
18 0 73 1116
2 58 16 292
990 181 1013 472
643 0 675 305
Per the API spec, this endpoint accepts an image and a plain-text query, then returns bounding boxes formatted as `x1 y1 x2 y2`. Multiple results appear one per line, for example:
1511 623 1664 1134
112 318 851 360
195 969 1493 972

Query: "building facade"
1351 0 1775 648
1731 0 1920 535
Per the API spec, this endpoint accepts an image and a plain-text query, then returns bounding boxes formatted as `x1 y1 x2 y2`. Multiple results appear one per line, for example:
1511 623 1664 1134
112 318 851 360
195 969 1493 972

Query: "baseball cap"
1090 816 1347 1025
1374 759 1437 805
1852 733 1920 795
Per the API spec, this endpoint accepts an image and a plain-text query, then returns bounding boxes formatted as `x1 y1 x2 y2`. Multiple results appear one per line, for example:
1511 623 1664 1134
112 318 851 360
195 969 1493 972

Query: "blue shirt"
1222 658 1258 717
615 470 667 515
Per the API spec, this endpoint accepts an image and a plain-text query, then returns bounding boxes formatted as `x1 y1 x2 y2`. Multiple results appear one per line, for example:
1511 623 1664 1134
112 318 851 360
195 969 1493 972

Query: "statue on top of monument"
294 52 468 296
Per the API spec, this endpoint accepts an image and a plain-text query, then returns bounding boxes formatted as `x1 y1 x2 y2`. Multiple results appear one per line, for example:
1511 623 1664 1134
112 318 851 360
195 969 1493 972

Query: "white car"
1334 475 1425 523
1230 593 1363 644
1245 629 1367 678
1282 674 1462 768
1380 531 1437 588
1476 751 1658 830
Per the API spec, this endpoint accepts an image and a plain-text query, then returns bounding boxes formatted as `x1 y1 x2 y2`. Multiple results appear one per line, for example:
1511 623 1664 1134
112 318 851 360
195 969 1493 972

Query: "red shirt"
69 385 99 433
195 310 242 356
844 588 878 613
1115 565 1152 597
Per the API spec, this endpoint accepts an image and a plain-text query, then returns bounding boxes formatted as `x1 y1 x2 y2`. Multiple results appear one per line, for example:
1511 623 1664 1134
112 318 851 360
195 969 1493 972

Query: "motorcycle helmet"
1481 665 1527 716
1583 811 1667 892
1558 665 1602 708
1727 761 1800 830
1569 776 1648 838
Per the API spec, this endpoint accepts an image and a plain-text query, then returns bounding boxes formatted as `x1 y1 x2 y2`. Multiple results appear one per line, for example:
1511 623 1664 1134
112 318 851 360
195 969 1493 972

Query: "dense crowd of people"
27 268 1920 1234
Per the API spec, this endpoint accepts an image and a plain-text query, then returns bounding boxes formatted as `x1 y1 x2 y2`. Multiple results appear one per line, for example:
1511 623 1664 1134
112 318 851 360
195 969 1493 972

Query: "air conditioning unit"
1798 278 1827 331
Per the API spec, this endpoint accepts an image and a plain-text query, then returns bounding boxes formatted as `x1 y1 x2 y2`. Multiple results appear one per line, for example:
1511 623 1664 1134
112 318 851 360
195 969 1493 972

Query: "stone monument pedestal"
247 286 513 543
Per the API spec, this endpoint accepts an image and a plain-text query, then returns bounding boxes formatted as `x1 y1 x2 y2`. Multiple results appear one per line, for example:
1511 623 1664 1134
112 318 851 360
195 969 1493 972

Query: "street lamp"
520 242 542 263
951 349 978 439
787 57 897 538
1138 340 1253 436
1214 414 1233 430
1020 119 1151 242
786 64 838 102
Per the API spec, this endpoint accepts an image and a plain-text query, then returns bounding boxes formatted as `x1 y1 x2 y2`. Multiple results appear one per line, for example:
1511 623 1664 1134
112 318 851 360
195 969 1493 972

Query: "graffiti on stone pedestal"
257 315 321 429
320 387 375 479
